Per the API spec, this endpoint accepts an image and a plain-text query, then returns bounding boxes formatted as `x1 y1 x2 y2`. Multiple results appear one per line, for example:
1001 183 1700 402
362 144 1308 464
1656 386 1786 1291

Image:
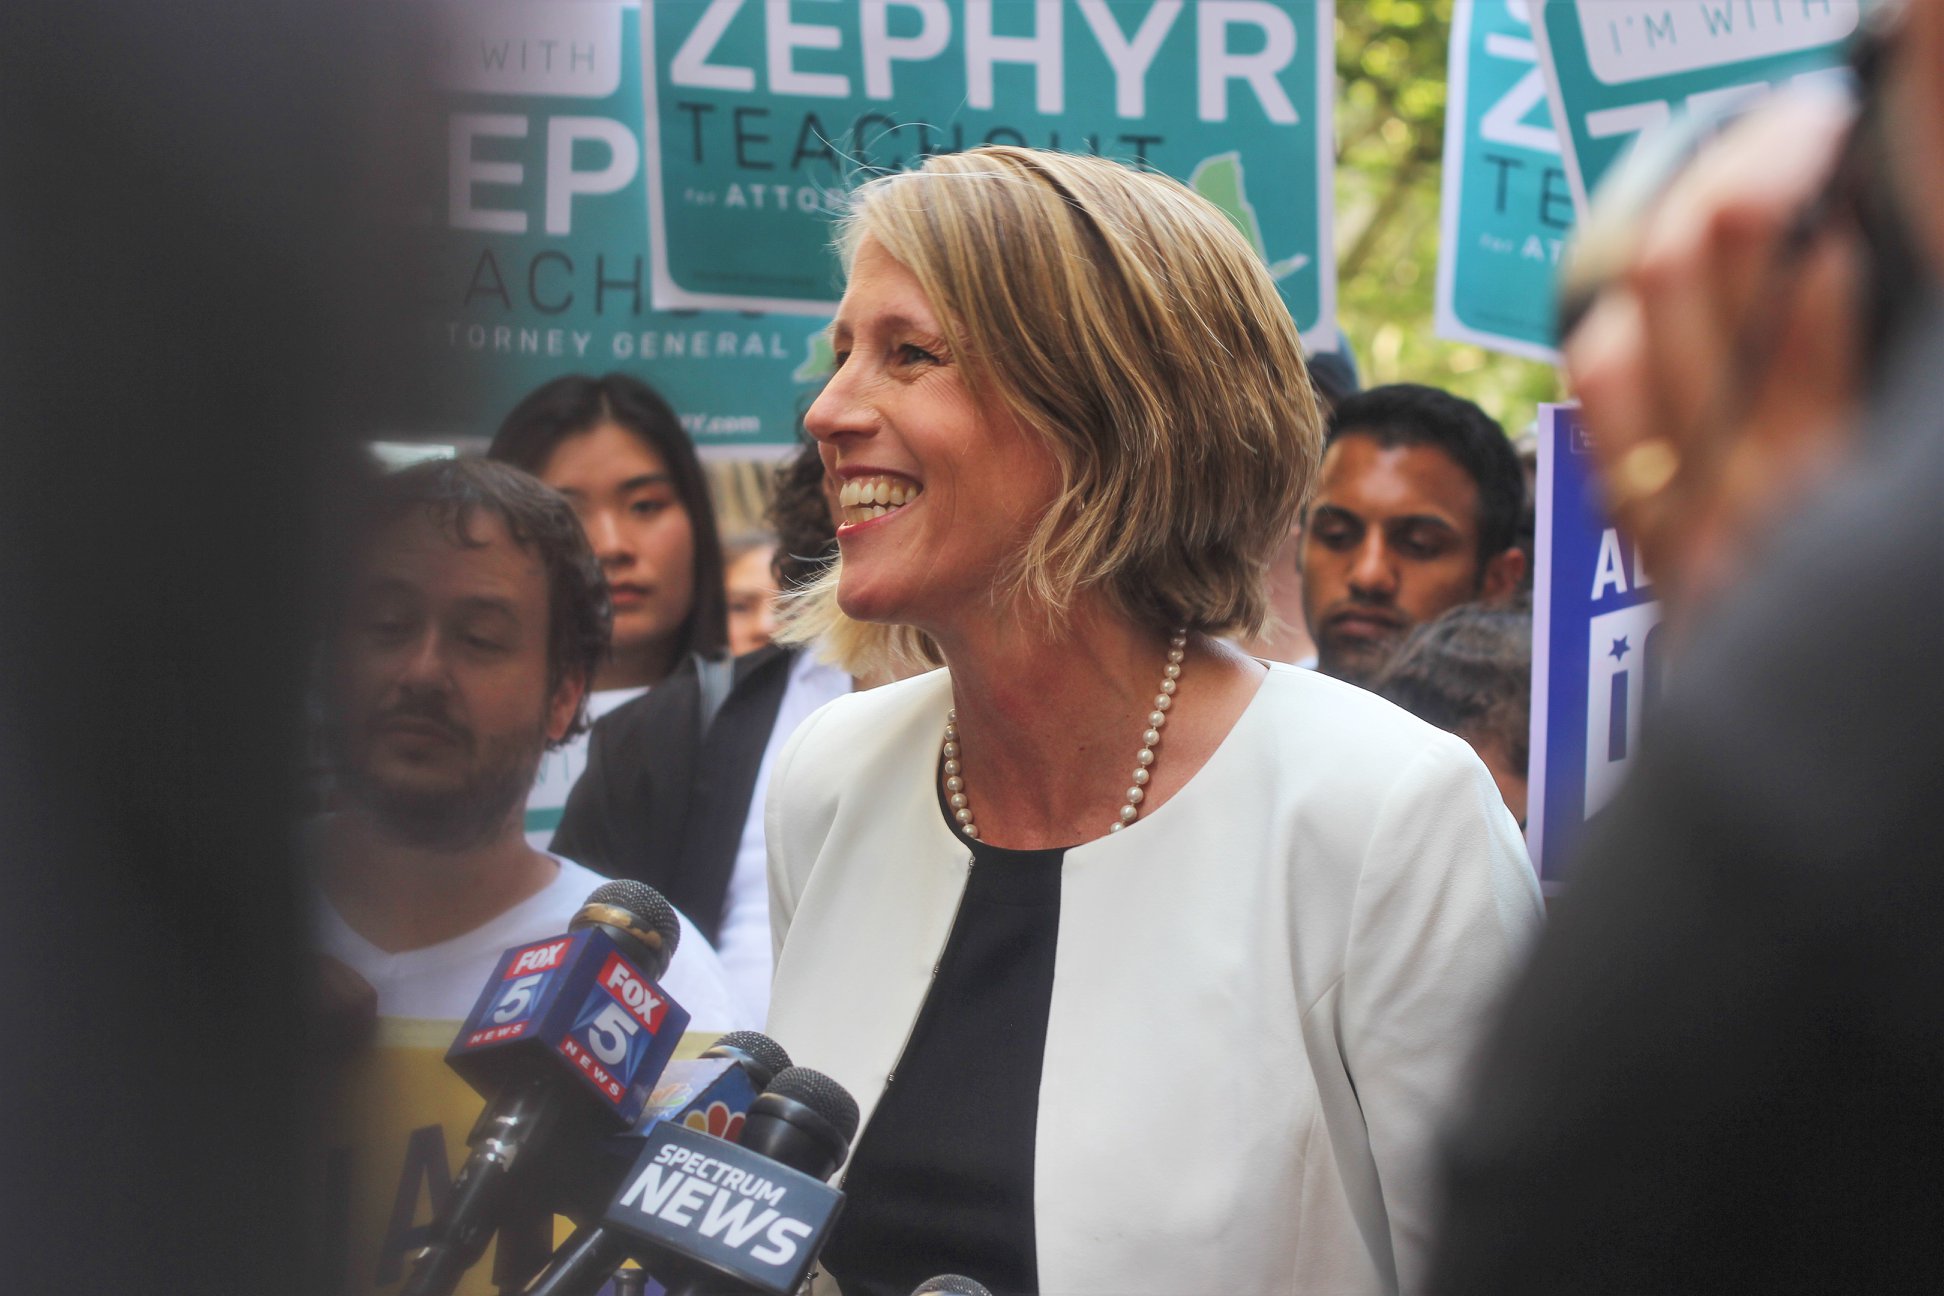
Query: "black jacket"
552 645 797 944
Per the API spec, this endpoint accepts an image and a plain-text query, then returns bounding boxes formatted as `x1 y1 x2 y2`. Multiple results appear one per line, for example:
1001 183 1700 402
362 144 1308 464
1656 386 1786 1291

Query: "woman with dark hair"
488 371 730 853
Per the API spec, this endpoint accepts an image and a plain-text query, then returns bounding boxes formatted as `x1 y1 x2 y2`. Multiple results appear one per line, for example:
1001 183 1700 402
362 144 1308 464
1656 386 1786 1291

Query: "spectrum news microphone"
524 1065 861 1296
400 880 692 1296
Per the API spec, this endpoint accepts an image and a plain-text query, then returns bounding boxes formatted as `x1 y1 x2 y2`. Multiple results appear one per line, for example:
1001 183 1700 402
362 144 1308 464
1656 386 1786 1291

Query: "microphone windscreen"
708 1030 793 1081
765 1067 860 1145
571 882 681 978
912 1276 993 1296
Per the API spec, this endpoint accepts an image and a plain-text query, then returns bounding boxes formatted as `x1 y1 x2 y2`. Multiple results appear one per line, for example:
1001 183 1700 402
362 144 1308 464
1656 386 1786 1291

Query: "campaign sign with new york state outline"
640 0 1335 345
446 927 690 1127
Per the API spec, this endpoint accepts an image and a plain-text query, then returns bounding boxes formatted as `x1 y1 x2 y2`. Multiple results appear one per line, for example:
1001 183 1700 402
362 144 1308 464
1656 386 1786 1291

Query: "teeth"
838 475 922 525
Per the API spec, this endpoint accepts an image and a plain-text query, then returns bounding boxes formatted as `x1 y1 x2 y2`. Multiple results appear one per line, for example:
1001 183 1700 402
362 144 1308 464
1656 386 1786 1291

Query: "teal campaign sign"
640 0 1335 344
1531 0 1860 213
403 1 833 449
1436 0 1570 361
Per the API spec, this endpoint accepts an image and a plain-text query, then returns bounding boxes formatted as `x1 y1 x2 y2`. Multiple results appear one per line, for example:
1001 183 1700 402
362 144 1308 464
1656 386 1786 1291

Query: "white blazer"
766 663 1542 1295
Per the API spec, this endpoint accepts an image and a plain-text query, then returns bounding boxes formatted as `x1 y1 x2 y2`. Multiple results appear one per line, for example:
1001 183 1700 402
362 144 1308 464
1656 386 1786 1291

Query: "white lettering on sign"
698 1191 777 1247
965 0 1063 114
1576 0 1858 85
445 113 650 236
449 114 528 234
1581 66 1841 166
749 1216 814 1266
618 1163 811 1264
432 2 620 98
661 1176 710 1227
1479 31 1561 157
768 0 849 97
544 117 638 236
671 0 757 92
663 0 1300 124
1590 528 1654 601
1076 1 1181 119
508 938 569 977
861 0 949 100
604 958 667 1030
618 1163 687 1214
1197 1 1299 125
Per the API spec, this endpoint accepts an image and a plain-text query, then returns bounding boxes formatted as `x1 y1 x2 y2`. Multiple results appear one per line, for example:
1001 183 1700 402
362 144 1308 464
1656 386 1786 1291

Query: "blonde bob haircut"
783 145 1322 677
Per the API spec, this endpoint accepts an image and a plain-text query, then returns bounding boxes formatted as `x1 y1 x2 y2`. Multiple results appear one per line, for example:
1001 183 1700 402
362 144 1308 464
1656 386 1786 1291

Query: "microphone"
658 1030 796 1138
401 881 692 1296
912 1277 994 1296
525 1066 860 1296
543 1031 796 1227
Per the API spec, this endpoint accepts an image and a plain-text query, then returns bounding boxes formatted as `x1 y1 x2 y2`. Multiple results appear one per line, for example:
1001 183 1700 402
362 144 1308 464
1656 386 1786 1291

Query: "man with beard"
313 457 739 1027
1299 384 1526 687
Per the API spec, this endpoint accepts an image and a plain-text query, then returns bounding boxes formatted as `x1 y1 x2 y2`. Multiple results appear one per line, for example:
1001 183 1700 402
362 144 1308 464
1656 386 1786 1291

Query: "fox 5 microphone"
400 881 692 1296
525 1066 860 1296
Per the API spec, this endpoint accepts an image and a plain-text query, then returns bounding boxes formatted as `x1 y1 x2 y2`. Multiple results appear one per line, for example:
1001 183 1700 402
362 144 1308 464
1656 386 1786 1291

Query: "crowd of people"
19 2 1942 1292
313 142 1551 1292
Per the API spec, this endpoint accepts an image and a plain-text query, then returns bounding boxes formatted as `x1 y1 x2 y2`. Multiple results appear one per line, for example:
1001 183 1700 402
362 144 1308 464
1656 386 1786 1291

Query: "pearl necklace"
944 631 1189 842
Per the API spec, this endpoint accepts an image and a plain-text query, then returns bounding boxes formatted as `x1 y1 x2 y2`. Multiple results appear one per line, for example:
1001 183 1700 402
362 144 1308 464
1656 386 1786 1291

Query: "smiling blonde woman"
767 146 1542 1296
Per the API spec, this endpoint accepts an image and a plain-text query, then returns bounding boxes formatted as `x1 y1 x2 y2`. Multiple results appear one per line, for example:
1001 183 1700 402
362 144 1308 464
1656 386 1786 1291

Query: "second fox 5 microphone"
526 1065 861 1296
400 880 692 1296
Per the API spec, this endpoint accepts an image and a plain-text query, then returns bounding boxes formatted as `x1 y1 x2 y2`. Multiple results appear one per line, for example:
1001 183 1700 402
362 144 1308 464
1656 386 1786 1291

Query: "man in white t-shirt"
313 457 742 1031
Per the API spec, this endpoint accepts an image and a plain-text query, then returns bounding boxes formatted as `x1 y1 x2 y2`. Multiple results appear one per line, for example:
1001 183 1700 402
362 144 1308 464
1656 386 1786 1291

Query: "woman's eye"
631 498 670 517
897 343 939 366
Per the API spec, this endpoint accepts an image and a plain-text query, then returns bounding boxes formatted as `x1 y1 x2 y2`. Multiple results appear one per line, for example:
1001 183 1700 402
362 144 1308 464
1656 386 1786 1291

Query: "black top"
818 802 1066 1296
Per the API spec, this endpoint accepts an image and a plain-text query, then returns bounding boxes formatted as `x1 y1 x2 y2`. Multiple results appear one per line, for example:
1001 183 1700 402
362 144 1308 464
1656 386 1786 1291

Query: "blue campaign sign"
1436 0 1570 361
1527 405 1664 887
1531 0 1860 213
641 0 1336 344
390 0 834 449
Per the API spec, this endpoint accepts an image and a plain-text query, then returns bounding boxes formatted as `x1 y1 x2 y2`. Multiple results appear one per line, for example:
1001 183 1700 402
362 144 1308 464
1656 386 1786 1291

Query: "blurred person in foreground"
1375 604 1531 827
555 436 850 1024
767 145 1541 1296
1300 385 1527 687
487 373 729 848
1430 6 1944 1291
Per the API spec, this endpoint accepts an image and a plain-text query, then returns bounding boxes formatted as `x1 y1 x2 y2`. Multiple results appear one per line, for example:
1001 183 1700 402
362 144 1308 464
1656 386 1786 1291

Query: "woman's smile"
836 473 925 528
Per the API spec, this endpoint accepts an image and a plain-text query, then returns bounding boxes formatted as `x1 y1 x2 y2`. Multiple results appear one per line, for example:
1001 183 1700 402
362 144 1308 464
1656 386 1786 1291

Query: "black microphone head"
765 1066 860 1144
571 880 681 980
740 1067 859 1183
912 1276 994 1296
704 1030 793 1089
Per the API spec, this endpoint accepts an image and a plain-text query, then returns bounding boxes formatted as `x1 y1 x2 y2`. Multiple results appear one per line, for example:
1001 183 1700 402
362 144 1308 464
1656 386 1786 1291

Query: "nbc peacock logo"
681 1100 745 1144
